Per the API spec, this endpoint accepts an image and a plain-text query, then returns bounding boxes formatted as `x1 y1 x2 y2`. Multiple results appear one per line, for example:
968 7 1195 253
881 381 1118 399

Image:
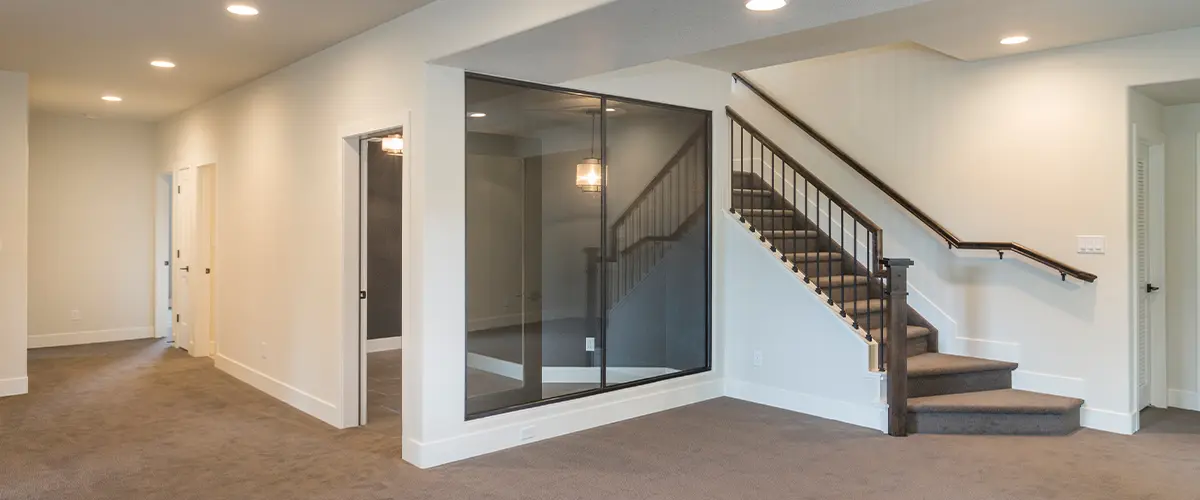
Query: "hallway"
3 340 1200 500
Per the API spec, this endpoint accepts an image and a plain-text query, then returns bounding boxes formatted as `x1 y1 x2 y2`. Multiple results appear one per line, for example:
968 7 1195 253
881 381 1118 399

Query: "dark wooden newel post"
884 258 914 437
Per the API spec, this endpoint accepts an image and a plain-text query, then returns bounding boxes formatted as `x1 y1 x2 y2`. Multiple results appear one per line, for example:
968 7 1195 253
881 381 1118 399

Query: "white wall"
0 70 29 398
738 30 1200 434
1164 102 1200 409
27 112 157 348
721 214 885 430
157 0 727 468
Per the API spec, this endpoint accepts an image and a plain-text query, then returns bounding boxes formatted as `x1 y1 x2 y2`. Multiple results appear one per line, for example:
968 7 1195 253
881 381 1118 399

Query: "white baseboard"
1081 407 1136 435
403 374 722 468
0 376 28 398
29 326 154 349
1012 370 1086 399
467 352 524 381
953 336 1020 363
1169 389 1200 411
367 336 403 353
466 353 678 385
724 379 887 432
215 354 341 428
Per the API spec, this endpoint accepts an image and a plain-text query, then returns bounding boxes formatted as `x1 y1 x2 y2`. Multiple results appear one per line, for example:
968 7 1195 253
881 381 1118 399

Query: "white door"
192 166 216 357
173 167 197 352
1135 138 1167 410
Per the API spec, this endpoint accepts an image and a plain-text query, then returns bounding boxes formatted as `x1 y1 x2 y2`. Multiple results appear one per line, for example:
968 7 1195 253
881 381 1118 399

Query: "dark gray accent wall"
367 141 403 340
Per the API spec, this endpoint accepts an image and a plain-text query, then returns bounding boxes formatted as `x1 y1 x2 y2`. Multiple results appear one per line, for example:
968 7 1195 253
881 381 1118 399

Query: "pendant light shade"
381 134 404 156
576 157 602 192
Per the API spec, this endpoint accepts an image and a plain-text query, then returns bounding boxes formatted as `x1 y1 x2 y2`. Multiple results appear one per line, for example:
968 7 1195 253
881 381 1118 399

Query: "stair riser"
824 284 877 303
732 195 787 210
743 215 804 230
798 260 845 277
907 408 1080 435
908 370 1012 398
731 173 765 190
773 238 824 254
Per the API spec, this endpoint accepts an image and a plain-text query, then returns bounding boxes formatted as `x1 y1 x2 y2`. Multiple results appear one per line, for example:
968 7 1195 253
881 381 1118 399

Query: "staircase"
728 76 1090 435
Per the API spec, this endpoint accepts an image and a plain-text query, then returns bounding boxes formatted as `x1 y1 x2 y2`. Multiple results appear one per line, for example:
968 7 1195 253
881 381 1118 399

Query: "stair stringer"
722 214 886 431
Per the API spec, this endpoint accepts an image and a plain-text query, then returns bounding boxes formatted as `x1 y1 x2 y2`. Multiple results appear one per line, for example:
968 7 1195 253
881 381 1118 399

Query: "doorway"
171 163 217 357
1135 131 1167 411
155 173 174 341
359 128 405 436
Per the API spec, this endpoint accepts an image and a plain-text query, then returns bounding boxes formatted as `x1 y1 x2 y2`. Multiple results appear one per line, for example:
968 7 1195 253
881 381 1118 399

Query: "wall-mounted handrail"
733 73 1097 283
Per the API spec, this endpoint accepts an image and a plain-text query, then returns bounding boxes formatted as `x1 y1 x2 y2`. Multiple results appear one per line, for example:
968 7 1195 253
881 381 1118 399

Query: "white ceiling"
0 0 436 121
1136 79 1200 106
437 0 1200 84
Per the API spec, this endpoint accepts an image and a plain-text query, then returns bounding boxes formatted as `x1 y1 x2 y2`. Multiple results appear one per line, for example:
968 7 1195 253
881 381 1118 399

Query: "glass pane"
465 77 603 416
604 98 709 386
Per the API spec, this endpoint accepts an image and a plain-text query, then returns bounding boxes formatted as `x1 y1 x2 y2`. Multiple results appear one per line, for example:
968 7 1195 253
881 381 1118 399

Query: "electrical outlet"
519 425 536 441
585 337 596 352
69 309 81 321
1077 235 1106 255
752 350 763 367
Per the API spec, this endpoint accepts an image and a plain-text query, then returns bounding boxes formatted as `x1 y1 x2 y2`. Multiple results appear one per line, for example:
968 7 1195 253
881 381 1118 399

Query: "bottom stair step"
907 389 1084 435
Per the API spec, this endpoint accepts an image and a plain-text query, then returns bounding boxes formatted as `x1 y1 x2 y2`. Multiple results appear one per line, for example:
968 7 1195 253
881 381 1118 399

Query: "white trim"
0 376 28 397
1195 132 1200 408
215 354 341 427
29 326 154 349
403 376 722 468
467 352 523 381
1012 370 1086 399
1081 407 1136 435
1168 389 1200 411
367 336 404 353
724 378 887 432
466 353 677 384
954 336 1020 364
338 111 412 431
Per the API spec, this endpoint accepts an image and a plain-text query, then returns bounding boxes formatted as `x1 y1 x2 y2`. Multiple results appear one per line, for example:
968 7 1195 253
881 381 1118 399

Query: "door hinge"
177 186 181 194
176 250 180 258
360 290 367 299
205 268 211 275
175 314 180 323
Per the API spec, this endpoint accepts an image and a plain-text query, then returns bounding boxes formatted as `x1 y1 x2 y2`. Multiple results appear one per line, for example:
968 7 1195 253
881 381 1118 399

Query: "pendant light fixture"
576 110 603 193
381 134 404 156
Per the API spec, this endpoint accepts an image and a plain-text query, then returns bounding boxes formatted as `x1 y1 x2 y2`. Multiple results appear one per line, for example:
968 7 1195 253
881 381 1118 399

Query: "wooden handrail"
733 73 1097 283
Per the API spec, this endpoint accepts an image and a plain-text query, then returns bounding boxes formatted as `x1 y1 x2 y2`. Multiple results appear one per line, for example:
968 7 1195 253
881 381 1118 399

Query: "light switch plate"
1077 235 1106 255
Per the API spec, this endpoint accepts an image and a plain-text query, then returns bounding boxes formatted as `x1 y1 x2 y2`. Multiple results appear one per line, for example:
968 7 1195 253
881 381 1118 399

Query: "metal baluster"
853 221 859 329
828 196 834 306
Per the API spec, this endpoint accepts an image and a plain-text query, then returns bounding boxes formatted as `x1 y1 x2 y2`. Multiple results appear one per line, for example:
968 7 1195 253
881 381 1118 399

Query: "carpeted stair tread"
760 229 818 238
740 208 792 216
908 389 1084 414
907 353 1017 377
868 325 932 341
785 252 840 262
733 188 774 197
841 299 884 314
812 274 871 287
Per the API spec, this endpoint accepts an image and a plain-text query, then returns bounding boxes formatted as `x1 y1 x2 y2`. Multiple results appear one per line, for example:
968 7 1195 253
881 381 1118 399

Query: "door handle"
1146 283 1160 293
180 266 190 272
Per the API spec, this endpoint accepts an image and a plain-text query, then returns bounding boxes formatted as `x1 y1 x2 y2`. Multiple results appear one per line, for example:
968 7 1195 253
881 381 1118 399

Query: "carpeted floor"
3 339 1200 499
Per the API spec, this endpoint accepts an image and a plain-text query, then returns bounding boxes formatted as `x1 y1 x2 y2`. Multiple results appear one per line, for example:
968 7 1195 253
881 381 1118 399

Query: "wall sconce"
382 134 404 156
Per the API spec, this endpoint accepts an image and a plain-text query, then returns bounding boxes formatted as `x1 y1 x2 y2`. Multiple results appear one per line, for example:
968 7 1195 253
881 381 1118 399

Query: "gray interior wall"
366 141 403 340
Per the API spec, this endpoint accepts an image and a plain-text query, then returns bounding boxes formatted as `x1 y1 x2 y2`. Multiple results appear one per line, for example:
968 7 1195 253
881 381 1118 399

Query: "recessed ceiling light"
1000 35 1030 45
467 112 487 118
605 108 617 112
150 60 176 68
227 4 259 16
745 0 787 11
101 96 123 102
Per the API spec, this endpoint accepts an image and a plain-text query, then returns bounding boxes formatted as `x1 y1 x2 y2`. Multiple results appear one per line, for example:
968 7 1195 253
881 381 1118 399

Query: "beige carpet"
3 339 1200 500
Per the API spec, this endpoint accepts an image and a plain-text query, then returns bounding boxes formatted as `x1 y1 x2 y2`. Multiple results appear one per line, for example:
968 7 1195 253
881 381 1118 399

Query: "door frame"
1131 123 1168 414
170 163 217 357
338 111 412 430
154 172 174 340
